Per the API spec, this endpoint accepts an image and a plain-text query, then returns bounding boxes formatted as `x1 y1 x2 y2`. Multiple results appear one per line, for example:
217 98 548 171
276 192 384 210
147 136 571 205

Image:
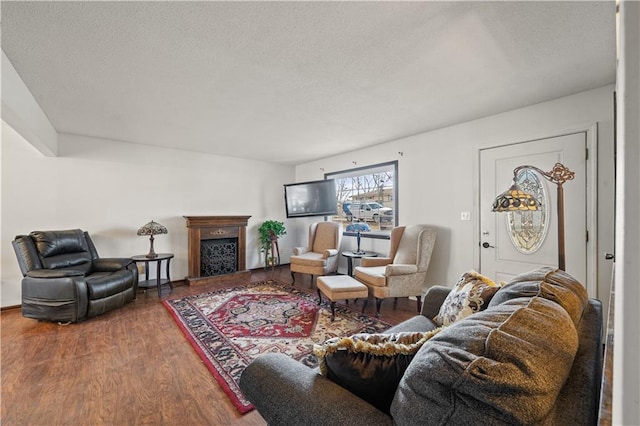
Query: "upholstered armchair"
290 222 343 287
355 225 436 317
12 229 138 323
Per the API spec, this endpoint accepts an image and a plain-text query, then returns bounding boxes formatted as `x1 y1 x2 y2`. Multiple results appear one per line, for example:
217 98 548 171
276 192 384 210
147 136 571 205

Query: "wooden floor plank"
1 266 417 425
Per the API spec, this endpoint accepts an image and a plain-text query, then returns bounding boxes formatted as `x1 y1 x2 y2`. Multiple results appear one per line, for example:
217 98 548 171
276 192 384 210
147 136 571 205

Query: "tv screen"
284 179 338 218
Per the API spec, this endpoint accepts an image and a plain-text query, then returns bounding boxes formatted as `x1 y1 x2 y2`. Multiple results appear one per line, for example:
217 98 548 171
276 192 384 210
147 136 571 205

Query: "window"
507 169 550 253
325 161 398 232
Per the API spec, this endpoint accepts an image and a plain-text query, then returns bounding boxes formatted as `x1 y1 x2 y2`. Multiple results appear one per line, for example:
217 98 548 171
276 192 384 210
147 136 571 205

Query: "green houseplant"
258 220 287 267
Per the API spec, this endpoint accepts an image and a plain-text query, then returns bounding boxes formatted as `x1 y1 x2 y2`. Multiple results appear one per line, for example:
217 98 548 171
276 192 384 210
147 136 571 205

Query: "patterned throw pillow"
433 271 500 326
314 329 443 414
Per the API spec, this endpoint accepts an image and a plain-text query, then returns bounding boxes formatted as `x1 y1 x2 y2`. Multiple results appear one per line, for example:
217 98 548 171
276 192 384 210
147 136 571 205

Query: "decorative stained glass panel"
506 169 550 253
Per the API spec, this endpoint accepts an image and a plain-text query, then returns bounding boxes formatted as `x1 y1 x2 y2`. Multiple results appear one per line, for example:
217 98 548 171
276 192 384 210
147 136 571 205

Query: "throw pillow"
433 270 499 326
314 329 443 414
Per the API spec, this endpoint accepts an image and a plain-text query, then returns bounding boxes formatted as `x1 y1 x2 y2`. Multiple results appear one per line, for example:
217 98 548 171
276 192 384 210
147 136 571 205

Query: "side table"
341 251 377 276
131 253 174 297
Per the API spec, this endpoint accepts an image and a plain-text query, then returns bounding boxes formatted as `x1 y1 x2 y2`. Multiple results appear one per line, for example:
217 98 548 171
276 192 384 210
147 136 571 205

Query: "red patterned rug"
163 280 391 414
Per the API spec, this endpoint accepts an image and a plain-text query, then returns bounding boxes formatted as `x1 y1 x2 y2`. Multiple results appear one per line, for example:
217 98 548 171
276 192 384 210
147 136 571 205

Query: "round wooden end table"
131 253 174 297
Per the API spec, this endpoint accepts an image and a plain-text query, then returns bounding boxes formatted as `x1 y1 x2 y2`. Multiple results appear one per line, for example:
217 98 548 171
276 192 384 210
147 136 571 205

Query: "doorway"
478 128 597 296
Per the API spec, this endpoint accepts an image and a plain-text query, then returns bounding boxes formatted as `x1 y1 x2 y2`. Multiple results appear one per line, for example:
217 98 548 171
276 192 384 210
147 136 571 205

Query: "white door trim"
473 122 599 297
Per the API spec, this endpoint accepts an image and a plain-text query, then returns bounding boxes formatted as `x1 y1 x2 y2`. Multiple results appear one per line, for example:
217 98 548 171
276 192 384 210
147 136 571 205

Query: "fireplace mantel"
184 215 251 285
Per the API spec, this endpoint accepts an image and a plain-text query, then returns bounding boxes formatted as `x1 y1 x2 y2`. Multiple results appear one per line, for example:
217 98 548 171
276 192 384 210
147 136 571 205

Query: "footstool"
317 275 369 321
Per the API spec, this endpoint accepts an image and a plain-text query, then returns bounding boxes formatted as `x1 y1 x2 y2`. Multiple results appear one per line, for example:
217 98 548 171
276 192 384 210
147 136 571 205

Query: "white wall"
295 85 615 303
1 126 295 307
613 1 640 423
0 83 616 313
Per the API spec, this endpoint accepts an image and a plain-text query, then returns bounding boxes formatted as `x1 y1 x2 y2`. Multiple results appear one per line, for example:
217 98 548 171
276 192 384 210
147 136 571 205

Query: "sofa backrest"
392 225 437 272
311 222 341 253
13 229 95 275
391 267 601 425
488 267 588 326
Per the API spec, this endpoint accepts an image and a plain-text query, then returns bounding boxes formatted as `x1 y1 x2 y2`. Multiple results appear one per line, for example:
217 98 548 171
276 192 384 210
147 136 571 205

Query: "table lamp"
137 220 168 258
345 222 371 255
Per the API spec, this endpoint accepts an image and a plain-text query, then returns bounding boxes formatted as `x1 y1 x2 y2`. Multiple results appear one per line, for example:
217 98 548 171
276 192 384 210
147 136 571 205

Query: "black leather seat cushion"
86 270 134 300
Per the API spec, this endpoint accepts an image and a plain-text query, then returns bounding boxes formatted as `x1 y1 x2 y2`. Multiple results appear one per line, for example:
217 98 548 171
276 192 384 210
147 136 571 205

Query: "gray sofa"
239 267 603 425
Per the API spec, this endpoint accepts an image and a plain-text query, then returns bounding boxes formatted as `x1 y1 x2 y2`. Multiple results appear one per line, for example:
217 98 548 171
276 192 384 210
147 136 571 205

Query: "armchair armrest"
240 353 392 426
323 248 338 258
93 258 134 272
361 257 392 267
385 264 418 276
293 247 309 256
420 285 452 318
27 269 84 278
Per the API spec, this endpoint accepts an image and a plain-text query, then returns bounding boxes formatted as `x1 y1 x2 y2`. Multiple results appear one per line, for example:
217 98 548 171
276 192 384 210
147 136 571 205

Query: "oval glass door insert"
506 169 550 253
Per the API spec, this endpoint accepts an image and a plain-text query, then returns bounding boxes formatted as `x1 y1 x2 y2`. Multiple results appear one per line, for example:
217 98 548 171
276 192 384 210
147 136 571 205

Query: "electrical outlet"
461 211 471 221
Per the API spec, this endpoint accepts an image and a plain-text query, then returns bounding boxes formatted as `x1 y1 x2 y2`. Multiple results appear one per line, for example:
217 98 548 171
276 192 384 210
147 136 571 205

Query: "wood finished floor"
1 266 418 426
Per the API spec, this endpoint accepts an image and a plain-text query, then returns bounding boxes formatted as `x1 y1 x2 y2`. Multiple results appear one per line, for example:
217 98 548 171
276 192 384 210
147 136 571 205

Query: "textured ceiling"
1 1 616 165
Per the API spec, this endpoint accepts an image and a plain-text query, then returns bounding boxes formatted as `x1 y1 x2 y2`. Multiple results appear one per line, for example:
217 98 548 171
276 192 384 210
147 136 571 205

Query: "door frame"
473 122 599 297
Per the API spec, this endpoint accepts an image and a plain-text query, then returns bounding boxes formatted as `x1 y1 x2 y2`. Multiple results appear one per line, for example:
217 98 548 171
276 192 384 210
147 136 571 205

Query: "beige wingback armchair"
355 224 436 317
290 221 343 287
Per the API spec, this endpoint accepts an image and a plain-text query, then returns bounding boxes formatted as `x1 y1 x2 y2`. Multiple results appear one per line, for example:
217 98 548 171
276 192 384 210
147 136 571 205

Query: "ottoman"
317 275 369 321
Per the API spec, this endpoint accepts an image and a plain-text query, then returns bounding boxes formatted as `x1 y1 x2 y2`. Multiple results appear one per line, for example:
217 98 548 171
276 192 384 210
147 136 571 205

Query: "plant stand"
268 230 280 271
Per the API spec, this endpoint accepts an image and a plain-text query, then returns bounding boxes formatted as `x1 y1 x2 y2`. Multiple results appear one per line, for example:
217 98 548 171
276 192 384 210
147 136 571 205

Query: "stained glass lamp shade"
492 183 541 212
345 222 371 254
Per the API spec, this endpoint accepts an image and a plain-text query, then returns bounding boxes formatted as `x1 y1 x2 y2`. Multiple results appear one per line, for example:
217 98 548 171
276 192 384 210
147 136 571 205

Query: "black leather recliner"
12 229 138 323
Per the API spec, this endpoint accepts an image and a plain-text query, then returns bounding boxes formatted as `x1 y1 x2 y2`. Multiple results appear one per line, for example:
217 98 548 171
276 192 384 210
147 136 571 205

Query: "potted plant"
258 220 287 267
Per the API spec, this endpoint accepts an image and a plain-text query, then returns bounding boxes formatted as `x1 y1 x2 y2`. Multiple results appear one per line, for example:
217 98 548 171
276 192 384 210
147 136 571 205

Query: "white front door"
479 132 587 286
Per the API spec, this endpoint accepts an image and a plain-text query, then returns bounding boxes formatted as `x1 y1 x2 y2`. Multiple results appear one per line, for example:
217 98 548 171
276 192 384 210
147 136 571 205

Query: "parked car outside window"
342 201 393 223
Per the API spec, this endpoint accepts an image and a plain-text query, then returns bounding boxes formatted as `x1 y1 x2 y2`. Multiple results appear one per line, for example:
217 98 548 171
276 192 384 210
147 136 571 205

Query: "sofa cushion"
354 266 387 287
30 229 92 270
489 267 588 326
86 270 135 299
391 267 586 425
31 229 87 257
314 330 442 414
433 270 499 326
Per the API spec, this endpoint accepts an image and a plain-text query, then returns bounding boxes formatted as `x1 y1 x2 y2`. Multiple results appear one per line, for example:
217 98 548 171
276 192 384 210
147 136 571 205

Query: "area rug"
162 280 391 414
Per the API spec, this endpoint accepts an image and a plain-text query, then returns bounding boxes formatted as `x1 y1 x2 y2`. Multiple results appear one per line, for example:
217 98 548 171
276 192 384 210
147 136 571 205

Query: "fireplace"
184 215 251 285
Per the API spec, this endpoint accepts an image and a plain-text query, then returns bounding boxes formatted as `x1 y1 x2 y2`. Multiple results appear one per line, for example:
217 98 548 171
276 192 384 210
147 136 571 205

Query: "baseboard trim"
1 304 21 311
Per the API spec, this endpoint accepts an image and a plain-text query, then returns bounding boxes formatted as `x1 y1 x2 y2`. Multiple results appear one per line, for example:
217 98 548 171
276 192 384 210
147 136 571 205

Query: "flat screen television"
284 179 337 218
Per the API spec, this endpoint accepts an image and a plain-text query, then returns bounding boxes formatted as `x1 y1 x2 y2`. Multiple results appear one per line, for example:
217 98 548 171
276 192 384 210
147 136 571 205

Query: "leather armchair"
290 222 343 287
355 225 436 317
12 229 138 323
